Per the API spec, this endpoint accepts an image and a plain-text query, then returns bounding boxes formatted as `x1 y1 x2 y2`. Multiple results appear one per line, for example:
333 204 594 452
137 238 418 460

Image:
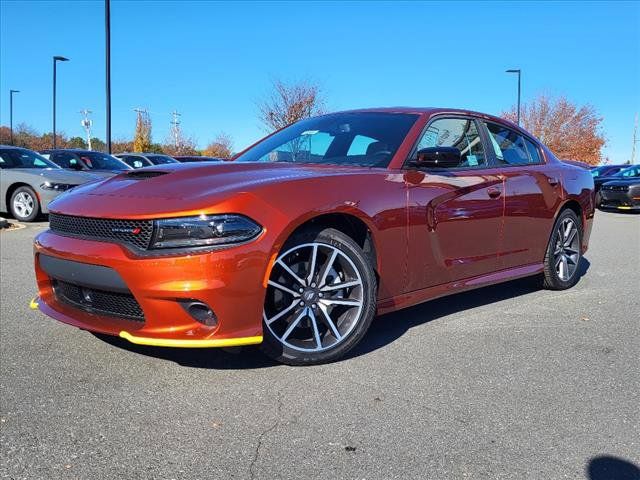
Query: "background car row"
1 144 639 222
0 145 225 222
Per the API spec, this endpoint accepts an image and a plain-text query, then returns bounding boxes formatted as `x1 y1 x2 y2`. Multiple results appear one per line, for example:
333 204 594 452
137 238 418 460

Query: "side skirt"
376 263 544 315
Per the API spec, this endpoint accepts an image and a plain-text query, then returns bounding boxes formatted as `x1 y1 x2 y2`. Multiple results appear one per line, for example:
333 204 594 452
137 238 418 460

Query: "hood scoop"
125 170 169 179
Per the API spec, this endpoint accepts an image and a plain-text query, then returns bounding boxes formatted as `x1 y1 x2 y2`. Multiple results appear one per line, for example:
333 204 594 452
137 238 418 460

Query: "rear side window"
485 122 543 166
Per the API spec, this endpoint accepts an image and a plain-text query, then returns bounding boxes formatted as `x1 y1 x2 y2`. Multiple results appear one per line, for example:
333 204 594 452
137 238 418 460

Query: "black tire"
9 186 40 222
542 209 582 290
261 227 377 365
594 190 602 209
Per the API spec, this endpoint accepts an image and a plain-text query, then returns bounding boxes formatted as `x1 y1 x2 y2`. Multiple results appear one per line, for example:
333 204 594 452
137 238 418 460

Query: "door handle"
548 177 560 186
487 187 502 199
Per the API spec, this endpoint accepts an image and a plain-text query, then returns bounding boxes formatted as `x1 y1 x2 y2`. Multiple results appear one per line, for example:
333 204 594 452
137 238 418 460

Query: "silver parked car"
0 146 100 222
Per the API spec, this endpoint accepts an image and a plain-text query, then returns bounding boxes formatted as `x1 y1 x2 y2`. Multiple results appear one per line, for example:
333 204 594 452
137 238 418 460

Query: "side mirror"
412 147 461 169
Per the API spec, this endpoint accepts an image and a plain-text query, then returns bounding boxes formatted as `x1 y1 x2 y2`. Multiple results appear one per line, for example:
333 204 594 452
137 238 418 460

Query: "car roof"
116 152 170 156
322 107 524 134
40 149 107 154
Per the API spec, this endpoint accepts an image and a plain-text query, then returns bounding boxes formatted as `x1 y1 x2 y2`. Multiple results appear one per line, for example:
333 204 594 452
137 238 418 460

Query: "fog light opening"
180 300 218 327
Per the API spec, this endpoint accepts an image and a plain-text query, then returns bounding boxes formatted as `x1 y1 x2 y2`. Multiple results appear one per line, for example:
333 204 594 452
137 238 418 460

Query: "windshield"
78 152 130 170
234 112 419 168
0 148 59 169
147 155 178 165
615 165 640 178
592 165 622 177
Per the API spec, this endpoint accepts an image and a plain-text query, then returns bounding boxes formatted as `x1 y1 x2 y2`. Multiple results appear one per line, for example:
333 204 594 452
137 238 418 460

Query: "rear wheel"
9 186 40 222
261 228 376 365
542 209 582 290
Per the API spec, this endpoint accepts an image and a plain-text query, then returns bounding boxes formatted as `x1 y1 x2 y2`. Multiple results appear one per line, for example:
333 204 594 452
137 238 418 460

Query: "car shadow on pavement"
345 257 591 361
93 259 590 369
587 455 640 480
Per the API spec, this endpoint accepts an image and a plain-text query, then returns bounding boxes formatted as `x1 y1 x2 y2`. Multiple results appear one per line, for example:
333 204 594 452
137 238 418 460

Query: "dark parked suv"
41 149 131 177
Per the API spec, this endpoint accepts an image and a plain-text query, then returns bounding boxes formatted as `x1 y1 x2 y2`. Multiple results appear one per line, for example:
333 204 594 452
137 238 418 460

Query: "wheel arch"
556 198 583 226
263 209 381 288
5 182 36 212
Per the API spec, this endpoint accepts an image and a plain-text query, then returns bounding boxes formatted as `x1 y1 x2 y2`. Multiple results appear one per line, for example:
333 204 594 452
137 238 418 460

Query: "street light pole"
506 69 521 126
52 55 69 148
105 0 112 153
9 89 19 145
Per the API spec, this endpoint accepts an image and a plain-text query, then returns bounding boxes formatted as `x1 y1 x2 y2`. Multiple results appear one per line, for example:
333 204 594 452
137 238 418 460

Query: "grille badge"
111 227 142 235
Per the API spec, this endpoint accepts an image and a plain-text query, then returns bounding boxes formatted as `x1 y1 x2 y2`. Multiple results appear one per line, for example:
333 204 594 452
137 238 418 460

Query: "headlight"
150 214 262 249
40 182 75 191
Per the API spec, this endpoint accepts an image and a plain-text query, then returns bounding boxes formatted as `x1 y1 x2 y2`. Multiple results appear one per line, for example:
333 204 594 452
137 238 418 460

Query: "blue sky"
1 1 638 162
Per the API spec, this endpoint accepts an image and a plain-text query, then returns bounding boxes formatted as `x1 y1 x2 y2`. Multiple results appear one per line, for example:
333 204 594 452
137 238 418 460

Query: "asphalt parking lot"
1 212 638 480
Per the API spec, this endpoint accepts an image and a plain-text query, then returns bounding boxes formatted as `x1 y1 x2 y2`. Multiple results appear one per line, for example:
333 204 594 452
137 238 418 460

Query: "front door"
406 117 504 291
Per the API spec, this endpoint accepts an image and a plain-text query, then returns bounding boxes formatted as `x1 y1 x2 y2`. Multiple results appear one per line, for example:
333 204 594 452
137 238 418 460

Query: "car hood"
8 168 101 184
602 178 640 187
48 162 372 217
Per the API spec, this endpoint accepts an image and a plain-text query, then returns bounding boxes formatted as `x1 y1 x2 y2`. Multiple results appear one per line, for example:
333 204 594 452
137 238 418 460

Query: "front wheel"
542 209 582 290
261 227 377 365
9 186 40 222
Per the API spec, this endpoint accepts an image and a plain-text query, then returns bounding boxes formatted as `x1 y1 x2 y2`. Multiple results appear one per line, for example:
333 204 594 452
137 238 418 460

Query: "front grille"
53 279 145 322
49 213 154 250
602 185 629 191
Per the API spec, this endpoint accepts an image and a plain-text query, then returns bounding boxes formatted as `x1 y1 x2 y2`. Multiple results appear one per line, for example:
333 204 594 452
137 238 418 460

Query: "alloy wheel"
13 192 34 219
264 242 364 353
553 218 580 281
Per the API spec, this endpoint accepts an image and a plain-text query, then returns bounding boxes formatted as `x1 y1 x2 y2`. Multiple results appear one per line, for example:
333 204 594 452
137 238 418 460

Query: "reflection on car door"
405 117 504 290
483 122 564 270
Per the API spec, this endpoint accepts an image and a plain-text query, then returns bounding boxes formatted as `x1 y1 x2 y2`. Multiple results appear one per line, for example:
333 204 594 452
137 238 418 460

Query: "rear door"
482 121 563 270
405 116 504 290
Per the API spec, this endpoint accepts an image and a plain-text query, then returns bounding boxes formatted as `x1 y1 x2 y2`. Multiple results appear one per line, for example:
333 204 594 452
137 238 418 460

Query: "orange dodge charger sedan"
33 108 595 365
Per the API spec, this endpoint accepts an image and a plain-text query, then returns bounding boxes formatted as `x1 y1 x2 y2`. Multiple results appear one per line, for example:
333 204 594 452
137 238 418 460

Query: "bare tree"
258 79 325 132
163 135 199 156
502 95 606 165
203 132 234 159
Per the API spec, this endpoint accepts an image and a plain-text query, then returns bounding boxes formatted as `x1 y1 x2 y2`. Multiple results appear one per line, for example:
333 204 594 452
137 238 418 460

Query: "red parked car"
32 108 595 365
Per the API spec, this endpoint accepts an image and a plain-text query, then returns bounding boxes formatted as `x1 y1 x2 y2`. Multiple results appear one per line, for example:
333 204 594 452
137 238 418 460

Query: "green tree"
68 137 88 149
90 138 107 152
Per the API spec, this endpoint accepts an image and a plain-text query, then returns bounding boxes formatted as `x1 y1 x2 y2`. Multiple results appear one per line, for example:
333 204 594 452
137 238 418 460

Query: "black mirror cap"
412 147 461 169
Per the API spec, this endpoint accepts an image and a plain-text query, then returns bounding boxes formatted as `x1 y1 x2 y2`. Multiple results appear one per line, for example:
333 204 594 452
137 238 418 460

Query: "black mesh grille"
53 279 145 322
602 185 629 191
49 213 154 249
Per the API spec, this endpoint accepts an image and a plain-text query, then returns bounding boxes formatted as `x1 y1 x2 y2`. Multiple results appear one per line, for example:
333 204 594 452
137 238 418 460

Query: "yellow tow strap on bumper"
30 297 39 310
118 331 263 348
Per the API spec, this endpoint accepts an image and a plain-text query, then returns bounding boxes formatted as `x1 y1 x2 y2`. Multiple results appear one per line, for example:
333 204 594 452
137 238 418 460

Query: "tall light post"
506 69 521 126
53 55 70 148
9 89 19 145
105 0 112 153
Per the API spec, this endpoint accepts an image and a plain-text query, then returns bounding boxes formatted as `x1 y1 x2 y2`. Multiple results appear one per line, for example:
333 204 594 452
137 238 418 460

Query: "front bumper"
600 190 640 211
33 230 269 346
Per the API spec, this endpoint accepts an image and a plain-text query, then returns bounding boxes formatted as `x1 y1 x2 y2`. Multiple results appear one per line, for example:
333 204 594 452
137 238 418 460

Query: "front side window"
485 123 542 166
0 149 58 169
234 112 419 168
415 118 487 168
78 152 130 170
52 152 77 168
